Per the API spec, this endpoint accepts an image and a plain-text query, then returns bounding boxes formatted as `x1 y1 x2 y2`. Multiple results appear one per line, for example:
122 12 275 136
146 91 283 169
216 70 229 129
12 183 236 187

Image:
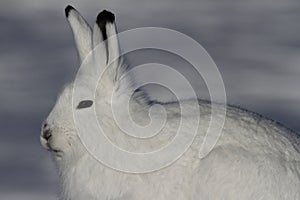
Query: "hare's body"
40 6 300 200
56 96 300 200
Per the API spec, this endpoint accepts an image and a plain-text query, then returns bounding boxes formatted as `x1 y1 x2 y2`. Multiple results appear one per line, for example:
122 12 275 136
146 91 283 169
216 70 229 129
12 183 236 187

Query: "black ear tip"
65 5 75 17
96 9 115 24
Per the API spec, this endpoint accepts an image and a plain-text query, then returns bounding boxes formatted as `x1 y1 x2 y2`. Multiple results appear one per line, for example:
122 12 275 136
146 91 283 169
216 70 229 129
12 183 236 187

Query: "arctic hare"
40 5 300 200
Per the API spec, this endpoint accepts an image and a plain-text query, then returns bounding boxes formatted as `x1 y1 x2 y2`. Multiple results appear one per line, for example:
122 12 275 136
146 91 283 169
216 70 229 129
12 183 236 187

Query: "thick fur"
41 6 300 200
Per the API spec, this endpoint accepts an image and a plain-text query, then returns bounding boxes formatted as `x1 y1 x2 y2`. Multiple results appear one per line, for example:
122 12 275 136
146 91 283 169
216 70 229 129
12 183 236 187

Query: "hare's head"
40 6 135 161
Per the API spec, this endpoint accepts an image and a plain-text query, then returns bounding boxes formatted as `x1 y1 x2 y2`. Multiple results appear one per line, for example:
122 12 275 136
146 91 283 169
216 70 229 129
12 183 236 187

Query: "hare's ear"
65 5 93 63
93 10 120 68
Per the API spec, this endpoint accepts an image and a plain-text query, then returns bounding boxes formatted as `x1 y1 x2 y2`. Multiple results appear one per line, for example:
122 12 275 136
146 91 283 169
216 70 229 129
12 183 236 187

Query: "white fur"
41 6 300 200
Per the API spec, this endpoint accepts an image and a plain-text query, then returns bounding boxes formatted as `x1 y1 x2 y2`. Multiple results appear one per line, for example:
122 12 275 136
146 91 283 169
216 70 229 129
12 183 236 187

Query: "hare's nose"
42 122 52 141
42 129 52 141
43 122 48 129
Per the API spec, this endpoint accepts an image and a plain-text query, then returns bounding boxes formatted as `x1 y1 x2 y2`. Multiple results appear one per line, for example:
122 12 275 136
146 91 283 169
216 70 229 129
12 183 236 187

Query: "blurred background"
1 0 300 199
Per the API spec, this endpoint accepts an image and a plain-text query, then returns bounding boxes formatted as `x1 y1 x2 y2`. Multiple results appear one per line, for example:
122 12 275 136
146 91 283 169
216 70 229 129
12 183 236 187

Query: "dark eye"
77 100 93 109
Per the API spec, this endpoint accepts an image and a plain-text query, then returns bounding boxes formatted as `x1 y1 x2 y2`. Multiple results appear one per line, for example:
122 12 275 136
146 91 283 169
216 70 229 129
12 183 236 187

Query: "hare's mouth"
40 136 62 154
40 135 50 150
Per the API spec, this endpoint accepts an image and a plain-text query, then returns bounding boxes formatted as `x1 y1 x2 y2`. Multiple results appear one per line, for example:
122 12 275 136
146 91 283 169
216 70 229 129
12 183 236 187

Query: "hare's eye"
77 100 93 109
